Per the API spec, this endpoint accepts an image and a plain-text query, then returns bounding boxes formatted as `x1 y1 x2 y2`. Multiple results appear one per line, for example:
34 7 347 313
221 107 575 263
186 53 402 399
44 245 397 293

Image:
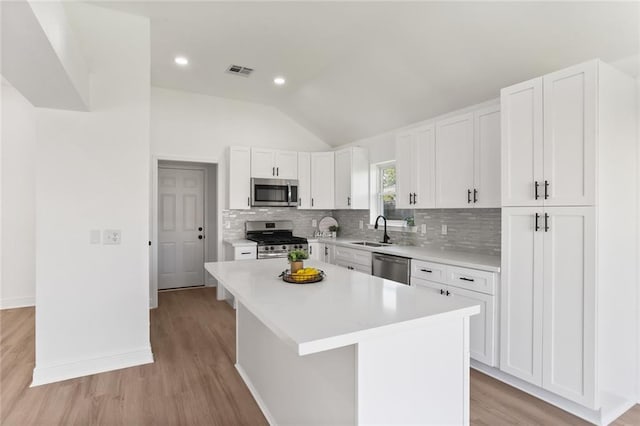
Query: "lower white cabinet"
323 243 335 264
501 207 596 407
334 245 372 273
224 241 257 261
411 259 498 367
308 242 322 261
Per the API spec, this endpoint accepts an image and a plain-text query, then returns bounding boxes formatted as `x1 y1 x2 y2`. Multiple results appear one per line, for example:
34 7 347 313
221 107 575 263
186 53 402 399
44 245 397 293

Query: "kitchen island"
205 259 480 425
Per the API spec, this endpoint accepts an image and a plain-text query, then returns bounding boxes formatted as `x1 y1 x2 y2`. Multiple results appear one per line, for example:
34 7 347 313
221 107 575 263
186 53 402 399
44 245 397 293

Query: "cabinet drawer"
336 260 371 274
411 277 447 294
411 260 448 284
446 265 496 295
234 246 257 260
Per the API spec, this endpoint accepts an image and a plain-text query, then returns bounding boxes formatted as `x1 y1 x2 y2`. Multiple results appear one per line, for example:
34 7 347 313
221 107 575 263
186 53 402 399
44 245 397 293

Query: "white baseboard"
31 346 154 387
235 363 276 426
0 296 35 309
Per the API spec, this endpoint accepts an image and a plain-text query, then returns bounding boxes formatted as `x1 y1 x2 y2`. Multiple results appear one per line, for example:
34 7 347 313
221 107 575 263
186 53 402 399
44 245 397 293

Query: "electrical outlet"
312 219 317 227
441 224 447 235
103 229 121 245
90 230 101 244
421 224 427 234
359 220 364 229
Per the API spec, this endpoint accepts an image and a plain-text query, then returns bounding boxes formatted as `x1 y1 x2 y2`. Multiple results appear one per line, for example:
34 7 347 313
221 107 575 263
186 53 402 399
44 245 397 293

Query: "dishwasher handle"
373 253 410 265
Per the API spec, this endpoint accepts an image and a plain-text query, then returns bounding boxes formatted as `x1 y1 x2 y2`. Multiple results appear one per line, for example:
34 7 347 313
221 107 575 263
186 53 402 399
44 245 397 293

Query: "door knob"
198 227 203 231
198 235 204 240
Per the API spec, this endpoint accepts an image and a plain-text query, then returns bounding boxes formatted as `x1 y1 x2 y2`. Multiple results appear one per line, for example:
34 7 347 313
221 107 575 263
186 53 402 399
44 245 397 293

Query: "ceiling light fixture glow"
174 56 189 66
273 76 286 86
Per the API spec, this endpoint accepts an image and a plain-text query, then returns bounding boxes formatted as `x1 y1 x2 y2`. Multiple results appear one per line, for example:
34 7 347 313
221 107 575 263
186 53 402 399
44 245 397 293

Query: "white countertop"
205 259 480 356
319 238 501 272
223 238 257 247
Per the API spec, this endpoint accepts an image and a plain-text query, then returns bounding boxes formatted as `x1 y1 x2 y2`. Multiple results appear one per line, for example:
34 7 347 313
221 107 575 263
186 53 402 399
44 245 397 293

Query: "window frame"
370 161 410 228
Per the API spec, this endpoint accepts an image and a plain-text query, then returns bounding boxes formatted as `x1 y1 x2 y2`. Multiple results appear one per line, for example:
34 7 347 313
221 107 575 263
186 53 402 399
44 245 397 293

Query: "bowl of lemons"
280 267 325 284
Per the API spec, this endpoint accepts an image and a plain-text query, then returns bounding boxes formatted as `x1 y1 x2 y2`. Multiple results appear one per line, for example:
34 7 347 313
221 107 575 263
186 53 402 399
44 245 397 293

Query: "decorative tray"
279 269 326 284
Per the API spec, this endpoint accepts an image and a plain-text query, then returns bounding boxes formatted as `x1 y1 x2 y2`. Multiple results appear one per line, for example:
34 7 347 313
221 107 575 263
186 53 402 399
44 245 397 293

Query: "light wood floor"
1 287 639 425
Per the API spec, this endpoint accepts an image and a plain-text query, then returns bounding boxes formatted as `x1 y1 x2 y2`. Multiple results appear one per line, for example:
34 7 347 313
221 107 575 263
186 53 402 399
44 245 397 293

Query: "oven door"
251 178 298 207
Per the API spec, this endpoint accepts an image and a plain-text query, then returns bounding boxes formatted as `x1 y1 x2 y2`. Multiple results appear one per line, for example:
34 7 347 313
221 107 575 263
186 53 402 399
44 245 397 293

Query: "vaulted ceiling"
92 1 639 145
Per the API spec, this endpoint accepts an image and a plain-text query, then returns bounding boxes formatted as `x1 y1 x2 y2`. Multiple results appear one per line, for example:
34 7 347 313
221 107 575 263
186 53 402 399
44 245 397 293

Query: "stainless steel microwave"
251 178 299 207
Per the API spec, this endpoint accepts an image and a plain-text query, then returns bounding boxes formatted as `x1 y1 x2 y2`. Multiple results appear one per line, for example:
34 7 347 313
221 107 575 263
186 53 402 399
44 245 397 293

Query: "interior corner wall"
32 3 152 385
0 82 36 309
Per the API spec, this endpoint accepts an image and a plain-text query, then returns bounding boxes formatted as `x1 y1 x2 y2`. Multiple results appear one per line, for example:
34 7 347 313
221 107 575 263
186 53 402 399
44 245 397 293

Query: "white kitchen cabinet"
473 105 501 208
323 243 335 264
498 60 637 420
501 78 544 207
542 207 595 407
308 242 322 261
435 113 475 208
334 245 372 274
500 207 543 386
297 152 312 209
227 146 252 210
250 148 298 179
334 147 369 210
310 152 335 209
501 61 596 207
395 124 436 209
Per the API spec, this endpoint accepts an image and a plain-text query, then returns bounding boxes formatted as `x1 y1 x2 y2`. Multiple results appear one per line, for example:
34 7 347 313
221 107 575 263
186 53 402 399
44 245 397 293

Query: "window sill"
367 224 417 233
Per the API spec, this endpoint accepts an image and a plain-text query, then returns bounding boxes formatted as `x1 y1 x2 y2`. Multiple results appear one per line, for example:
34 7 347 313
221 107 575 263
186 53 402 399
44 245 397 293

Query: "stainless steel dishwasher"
372 253 411 285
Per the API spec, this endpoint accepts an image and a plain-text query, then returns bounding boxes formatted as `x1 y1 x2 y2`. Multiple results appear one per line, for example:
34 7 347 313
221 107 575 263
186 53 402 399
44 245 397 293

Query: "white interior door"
435 113 474 208
158 168 205 289
500 207 543 386
542 206 596 408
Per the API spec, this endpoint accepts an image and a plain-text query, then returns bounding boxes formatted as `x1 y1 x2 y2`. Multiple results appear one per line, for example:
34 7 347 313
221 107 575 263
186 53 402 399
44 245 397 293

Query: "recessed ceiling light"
174 56 189 66
273 77 286 86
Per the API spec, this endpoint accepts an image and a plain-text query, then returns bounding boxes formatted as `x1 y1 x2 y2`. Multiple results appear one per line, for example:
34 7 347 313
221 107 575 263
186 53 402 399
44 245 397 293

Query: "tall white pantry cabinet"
499 60 637 424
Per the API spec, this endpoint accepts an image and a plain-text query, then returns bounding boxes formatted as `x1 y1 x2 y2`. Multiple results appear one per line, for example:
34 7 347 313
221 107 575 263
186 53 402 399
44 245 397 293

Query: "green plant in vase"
288 249 309 274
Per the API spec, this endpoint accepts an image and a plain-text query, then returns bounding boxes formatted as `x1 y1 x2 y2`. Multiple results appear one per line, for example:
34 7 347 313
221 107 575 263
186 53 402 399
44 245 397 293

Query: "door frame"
150 155 221 309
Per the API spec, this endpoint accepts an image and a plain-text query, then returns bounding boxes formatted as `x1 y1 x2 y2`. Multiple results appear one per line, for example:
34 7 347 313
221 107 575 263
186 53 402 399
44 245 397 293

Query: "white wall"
32 4 152 385
1 81 36 309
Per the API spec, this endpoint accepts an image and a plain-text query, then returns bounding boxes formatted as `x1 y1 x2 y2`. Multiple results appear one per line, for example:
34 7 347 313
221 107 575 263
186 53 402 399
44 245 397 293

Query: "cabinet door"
448 285 497 367
323 243 335 264
334 149 352 209
474 105 501 208
227 146 252 210
542 207 596 407
500 207 543 386
435 113 474 208
274 150 298 179
297 152 311 209
501 78 544 207
310 152 335 209
395 131 415 209
308 242 322 261
414 124 436 208
251 148 276 178
543 63 596 206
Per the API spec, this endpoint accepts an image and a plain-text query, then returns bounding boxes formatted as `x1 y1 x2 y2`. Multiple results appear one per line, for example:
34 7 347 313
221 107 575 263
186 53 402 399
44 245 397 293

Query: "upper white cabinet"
251 148 298 179
435 113 475 208
473 105 501 207
501 62 596 207
227 146 251 210
499 60 637 417
434 108 501 209
334 147 369 210
310 152 335 209
297 152 312 209
395 124 436 209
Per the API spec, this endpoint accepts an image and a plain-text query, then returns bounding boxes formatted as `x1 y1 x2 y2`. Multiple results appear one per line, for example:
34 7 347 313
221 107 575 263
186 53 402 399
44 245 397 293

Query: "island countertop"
205 259 480 356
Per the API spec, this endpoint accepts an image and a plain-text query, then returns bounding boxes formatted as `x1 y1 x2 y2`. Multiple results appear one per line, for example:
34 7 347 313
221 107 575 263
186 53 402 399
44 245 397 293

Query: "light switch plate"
103 229 121 245
312 219 317 227
441 224 447 235
90 230 101 244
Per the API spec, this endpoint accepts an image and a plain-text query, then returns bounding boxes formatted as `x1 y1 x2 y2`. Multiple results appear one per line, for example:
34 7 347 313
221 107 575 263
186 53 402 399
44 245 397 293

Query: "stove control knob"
269 246 274 251
282 245 287 250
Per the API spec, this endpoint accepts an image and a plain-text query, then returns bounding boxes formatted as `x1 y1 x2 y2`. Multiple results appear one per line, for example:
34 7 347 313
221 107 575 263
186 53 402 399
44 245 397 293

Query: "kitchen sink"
350 241 390 247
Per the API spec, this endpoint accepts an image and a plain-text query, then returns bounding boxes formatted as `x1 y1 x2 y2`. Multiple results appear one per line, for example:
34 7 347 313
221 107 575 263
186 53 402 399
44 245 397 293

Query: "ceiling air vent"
226 64 254 77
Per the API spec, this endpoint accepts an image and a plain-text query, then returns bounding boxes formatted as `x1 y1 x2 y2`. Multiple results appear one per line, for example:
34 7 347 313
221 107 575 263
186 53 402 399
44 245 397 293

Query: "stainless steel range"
246 220 308 259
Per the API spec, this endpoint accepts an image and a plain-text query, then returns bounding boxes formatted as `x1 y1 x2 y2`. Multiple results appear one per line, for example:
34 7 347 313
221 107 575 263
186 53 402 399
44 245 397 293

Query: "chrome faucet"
374 215 391 244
